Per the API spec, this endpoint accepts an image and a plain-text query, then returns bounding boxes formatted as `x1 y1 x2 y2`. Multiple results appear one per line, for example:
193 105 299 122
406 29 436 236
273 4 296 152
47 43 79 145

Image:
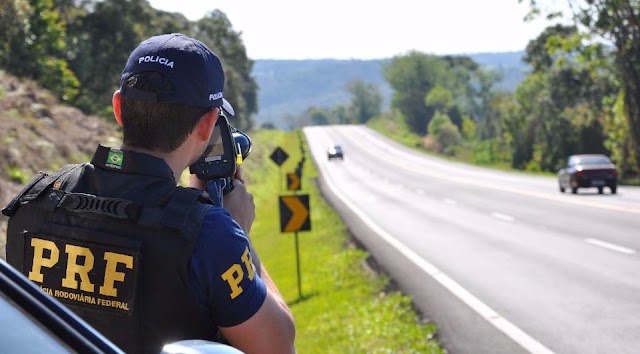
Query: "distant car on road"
558 154 618 194
327 145 344 160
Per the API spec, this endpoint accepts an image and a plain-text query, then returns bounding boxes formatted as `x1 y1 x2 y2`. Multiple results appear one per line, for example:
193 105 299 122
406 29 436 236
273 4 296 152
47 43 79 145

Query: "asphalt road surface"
303 125 640 354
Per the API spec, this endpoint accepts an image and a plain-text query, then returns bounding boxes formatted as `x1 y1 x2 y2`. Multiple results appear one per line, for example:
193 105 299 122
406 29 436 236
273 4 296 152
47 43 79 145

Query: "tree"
477 93 522 167
332 105 350 124
383 52 447 134
503 19 618 171
0 1 260 132
522 0 640 175
427 112 462 156
461 115 477 141
469 68 501 127
305 107 334 126
0 0 79 101
384 51 487 135
604 91 637 175
425 85 454 114
523 24 578 72
67 0 153 114
345 79 382 124
577 0 640 175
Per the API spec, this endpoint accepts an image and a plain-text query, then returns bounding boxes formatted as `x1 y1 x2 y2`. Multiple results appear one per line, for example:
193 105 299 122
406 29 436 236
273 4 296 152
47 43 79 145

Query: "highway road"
303 125 640 354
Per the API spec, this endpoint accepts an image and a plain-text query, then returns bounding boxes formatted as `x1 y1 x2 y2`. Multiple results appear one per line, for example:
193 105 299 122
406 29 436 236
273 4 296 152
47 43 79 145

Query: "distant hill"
252 51 530 129
252 59 393 128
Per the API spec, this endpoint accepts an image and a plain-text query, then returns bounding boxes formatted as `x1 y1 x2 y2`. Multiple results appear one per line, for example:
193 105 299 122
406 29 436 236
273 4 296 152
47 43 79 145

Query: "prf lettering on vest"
221 246 255 299
28 237 133 297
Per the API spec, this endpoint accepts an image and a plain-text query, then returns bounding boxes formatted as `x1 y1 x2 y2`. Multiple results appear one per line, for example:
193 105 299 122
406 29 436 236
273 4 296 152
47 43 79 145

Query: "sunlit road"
303 125 640 354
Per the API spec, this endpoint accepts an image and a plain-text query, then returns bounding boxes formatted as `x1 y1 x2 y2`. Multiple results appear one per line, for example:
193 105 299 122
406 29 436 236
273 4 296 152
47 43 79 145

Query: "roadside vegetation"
241 129 445 353
367 113 640 186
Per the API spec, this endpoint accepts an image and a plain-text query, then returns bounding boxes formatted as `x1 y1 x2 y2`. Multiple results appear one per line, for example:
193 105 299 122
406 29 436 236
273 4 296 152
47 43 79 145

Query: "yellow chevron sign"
279 195 311 232
287 172 301 191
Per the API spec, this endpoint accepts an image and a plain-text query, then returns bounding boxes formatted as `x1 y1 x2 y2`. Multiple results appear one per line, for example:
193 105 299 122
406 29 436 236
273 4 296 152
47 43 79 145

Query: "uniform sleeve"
188 207 267 327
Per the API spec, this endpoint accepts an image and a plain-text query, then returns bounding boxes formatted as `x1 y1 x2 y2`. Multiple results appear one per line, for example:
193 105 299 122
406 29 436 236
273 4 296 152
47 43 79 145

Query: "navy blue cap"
120 33 234 116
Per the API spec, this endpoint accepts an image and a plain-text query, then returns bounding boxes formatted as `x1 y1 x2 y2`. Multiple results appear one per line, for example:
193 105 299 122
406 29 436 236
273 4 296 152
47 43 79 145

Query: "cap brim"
222 98 235 116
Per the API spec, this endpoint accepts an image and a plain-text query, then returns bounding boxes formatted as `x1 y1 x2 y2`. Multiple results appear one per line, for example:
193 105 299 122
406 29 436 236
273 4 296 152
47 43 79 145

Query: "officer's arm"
219 179 263 276
219 264 296 354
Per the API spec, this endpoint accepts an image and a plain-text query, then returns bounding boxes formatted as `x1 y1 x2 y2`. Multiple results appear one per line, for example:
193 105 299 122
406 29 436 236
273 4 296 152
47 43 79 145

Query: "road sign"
287 172 301 191
270 147 289 166
279 195 310 232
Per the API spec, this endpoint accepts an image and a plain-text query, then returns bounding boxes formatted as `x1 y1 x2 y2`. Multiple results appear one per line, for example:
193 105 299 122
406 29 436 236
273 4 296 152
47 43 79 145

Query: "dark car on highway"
558 154 618 194
327 145 344 160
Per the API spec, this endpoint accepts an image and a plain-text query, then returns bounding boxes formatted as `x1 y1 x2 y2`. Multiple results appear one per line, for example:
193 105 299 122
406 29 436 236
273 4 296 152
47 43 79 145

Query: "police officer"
2 33 295 354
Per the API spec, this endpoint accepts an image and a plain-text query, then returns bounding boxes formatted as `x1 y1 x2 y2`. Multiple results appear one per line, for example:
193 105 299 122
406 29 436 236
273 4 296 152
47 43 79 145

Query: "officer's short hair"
120 71 211 153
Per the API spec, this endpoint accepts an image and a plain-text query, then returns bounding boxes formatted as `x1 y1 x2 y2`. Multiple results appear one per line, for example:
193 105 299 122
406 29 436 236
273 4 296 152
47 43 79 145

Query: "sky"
147 0 567 60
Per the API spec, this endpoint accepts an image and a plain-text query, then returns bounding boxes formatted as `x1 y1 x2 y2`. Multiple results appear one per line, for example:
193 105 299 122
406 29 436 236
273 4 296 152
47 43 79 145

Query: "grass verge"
243 129 445 353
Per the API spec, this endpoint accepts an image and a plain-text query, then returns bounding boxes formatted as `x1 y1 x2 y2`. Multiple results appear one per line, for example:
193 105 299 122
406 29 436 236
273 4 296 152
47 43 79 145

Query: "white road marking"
585 238 636 255
313 145 555 354
491 212 515 222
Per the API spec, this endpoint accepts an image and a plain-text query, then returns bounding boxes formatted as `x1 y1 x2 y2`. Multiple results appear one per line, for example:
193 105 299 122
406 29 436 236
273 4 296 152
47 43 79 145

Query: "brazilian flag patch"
106 149 124 169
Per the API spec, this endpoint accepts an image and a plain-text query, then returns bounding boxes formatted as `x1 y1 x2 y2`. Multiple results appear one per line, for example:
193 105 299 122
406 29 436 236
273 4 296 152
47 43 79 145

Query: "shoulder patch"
106 148 124 169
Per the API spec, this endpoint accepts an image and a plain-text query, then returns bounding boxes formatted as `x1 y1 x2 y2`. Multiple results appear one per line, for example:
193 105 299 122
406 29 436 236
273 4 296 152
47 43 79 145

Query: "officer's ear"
112 90 124 127
195 107 219 143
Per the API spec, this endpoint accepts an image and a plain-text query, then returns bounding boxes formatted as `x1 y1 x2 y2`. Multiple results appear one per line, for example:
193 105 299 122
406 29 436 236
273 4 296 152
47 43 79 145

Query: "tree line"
290 1 639 178
2 0 638 178
0 0 256 130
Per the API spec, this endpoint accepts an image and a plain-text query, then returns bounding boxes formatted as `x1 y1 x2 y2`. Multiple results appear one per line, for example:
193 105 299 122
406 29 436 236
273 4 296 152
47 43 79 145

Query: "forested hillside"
253 59 392 129
253 51 529 129
0 0 257 131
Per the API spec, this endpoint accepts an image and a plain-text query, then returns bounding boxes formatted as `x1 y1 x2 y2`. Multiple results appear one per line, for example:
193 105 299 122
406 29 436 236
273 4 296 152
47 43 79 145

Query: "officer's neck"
120 144 188 184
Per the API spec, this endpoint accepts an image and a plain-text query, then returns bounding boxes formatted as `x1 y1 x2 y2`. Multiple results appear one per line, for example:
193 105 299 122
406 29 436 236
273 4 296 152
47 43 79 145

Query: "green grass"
6 165 29 184
367 114 424 151
242 129 444 353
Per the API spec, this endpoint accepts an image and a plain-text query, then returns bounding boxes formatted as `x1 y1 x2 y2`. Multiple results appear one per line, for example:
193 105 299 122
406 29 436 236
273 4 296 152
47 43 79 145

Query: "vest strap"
57 192 141 220
136 188 212 236
2 172 47 217
1 164 81 217
161 188 207 231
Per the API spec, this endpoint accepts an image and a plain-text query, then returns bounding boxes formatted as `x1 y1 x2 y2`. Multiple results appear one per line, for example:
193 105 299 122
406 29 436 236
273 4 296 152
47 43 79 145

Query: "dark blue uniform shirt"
189 206 267 327
91 145 267 328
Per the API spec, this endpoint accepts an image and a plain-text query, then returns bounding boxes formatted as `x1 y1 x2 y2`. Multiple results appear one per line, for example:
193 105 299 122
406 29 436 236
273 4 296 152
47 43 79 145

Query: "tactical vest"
2 157 218 354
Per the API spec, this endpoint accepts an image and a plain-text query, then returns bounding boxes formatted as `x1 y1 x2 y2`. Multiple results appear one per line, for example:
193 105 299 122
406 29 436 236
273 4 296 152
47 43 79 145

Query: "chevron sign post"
278 194 310 298
286 171 302 191
279 195 310 232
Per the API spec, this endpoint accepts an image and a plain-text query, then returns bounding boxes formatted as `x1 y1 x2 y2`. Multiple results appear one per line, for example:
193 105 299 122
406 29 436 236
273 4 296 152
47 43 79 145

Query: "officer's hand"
233 166 245 184
223 179 255 234
189 167 243 191
189 174 206 191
